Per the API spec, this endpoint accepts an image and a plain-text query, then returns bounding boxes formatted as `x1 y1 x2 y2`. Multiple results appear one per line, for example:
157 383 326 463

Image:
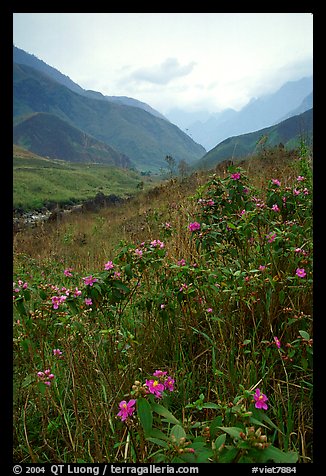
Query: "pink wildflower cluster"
296 268 307 278
104 261 114 270
150 239 165 249
64 268 73 277
116 370 175 421
145 370 175 399
231 172 241 180
51 295 67 309
188 222 201 232
53 348 63 358
83 275 98 286
13 279 28 295
37 368 55 386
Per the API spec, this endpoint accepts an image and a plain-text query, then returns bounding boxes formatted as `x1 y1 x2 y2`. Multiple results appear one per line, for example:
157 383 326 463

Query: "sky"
12 13 313 115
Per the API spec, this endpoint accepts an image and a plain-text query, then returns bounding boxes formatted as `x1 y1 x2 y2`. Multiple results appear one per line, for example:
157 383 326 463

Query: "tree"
164 155 176 178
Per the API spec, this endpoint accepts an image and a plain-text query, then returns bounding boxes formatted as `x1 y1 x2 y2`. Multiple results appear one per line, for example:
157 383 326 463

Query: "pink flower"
206 308 213 313
231 172 241 180
164 376 175 392
104 261 114 270
271 204 280 212
64 268 73 277
53 348 63 358
153 370 167 377
188 222 201 232
274 337 281 349
145 379 165 398
134 248 143 257
266 232 277 243
253 388 268 410
150 239 165 248
259 265 266 271
271 179 281 187
117 399 136 421
296 268 307 278
85 298 93 306
51 295 67 309
83 275 98 286
74 287 82 297
177 259 186 266
297 176 305 181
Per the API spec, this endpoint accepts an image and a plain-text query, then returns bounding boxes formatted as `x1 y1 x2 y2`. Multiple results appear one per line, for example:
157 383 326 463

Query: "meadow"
13 147 313 463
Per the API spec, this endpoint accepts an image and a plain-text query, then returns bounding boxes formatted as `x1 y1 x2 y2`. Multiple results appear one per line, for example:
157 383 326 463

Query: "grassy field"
13 146 156 211
13 147 313 463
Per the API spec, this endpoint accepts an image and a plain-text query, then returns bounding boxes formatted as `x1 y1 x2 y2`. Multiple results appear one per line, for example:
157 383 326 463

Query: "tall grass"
13 148 313 463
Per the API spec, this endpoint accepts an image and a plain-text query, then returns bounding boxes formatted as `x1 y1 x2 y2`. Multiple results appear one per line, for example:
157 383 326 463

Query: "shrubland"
13 146 313 463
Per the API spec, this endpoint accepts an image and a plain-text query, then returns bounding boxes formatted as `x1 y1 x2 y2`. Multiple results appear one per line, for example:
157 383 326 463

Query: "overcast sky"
13 13 313 114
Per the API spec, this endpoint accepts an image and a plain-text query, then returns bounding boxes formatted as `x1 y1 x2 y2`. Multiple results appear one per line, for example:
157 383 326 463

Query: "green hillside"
13 63 206 172
196 108 313 170
13 112 132 167
13 146 149 211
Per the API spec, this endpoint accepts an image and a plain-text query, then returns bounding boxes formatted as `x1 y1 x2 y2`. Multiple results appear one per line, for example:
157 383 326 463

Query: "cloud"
124 57 196 85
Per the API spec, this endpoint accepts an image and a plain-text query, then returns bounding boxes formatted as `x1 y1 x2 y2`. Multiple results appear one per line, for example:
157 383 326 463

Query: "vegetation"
13 147 154 211
13 63 205 172
197 108 313 170
13 147 313 463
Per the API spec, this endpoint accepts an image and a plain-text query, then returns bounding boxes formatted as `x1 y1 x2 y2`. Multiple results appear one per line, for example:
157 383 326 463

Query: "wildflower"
179 283 188 292
271 179 281 186
231 172 241 180
104 261 114 270
259 265 266 271
177 258 186 266
74 287 82 297
297 176 305 181
83 275 98 286
271 204 280 212
117 399 136 422
274 337 281 349
150 239 165 248
64 268 73 277
188 222 201 232
160 304 165 309
266 232 277 243
206 308 213 313
253 388 268 410
153 370 167 378
164 376 175 392
51 295 67 309
134 248 143 257
145 379 165 398
85 298 93 306
37 368 55 387
296 268 307 278
293 188 300 196
53 348 63 358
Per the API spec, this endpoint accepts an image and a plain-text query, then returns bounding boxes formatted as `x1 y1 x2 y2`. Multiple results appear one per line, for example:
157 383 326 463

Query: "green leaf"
170 424 186 442
255 445 298 463
299 330 310 340
146 437 169 448
151 402 181 425
214 433 226 450
137 397 153 437
218 426 243 440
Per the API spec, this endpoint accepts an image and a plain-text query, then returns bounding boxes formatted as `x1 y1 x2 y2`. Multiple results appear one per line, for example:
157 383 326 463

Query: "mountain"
195 108 313 170
13 61 206 171
13 112 132 167
13 45 167 120
171 77 313 150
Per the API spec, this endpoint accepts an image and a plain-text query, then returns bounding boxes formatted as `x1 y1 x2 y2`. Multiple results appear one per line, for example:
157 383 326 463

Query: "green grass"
13 151 155 210
13 148 313 463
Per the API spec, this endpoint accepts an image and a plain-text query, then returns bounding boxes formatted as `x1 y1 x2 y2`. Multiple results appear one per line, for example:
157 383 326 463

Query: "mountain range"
13 46 313 173
166 77 313 150
13 47 205 172
196 107 313 170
